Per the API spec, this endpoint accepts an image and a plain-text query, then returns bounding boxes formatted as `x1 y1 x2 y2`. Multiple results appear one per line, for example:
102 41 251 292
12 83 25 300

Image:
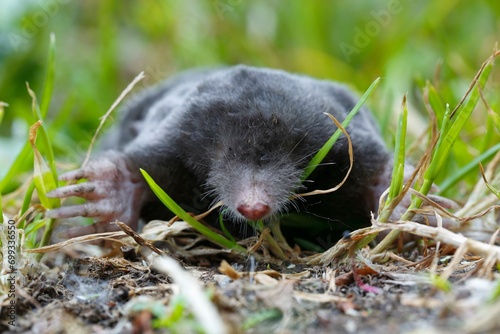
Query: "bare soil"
1 221 499 334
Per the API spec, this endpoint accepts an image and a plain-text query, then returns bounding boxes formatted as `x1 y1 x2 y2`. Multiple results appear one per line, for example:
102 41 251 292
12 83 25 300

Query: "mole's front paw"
46 151 145 235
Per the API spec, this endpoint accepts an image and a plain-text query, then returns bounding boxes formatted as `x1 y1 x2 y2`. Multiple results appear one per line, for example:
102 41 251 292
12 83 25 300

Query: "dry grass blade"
193 201 223 220
295 113 353 197
371 219 500 265
218 259 242 279
450 49 500 118
456 149 500 218
26 231 127 253
301 77 380 180
305 226 384 265
405 189 459 219
83 71 145 167
293 291 350 303
479 163 500 199
218 259 310 280
116 221 164 256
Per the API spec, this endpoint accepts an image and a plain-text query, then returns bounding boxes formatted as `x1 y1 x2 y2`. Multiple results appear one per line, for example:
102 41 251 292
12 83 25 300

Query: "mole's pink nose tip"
237 202 271 221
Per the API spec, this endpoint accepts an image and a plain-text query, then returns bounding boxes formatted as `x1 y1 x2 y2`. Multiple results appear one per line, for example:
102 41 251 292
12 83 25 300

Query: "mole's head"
180 66 334 222
202 111 318 222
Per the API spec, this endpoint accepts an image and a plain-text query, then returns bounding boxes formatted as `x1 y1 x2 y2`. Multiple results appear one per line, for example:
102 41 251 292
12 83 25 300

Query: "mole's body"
48 66 392 237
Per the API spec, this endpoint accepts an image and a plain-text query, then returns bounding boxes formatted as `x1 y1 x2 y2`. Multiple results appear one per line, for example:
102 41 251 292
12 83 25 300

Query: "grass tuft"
372 50 499 255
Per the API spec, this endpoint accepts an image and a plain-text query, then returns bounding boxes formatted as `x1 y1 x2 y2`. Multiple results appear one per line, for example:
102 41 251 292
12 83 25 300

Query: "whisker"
310 161 337 168
287 199 300 213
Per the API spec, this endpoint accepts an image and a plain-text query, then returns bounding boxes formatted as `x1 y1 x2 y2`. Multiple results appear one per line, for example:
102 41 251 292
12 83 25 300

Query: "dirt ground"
1 220 500 334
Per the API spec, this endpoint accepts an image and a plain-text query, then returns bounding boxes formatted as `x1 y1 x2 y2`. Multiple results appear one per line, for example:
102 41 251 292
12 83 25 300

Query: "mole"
47 65 394 239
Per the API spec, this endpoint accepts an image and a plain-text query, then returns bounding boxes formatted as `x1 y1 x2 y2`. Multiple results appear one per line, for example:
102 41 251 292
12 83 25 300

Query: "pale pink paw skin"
46 151 145 235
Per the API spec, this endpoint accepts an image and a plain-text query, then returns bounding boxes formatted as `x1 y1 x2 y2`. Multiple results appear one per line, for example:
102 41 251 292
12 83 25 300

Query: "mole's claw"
59 169 88 181
46 151 144 235
46 203 112 219
47 183 103 200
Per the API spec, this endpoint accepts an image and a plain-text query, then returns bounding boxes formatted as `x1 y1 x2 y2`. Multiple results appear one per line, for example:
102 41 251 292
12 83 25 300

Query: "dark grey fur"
48 65 392 236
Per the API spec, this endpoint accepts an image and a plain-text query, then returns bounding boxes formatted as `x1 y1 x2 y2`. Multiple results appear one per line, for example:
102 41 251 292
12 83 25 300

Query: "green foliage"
218 210 237 243
302 77 380 181
0 30 62 251
0 102 4 126
373 52 497 254
242 308 283 331
151 295 202 332
438 143 500 194
492 278 500 301
429 273 452 293
378 95 408 223
140 169 246 253
408 53 495 217
127 296 203 332
1 1 499 254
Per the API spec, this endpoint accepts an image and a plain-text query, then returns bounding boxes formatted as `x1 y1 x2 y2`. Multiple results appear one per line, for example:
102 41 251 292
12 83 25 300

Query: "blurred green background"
0 0 499 198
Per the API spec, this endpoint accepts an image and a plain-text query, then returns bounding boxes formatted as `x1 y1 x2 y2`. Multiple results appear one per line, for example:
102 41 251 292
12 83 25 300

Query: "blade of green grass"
0 142 33 194
25 34 58 187
481 111 498 152
40 33 56 118
0 101 6 125
242 309 283 331
483 180 500 199
29 121 59 249
32 148 59 210
438 142 500 194
218 211 236 243
378 95 408 222
0 37 56 194
18 181 36 230
430 273 452 292
426 81 446 119
293 238 325 252
0 101 6 221
24 217 47 249
479 163 500 199
49 95 76 135
491 278 500 301
432 103 452 163
99 2 119 88
27 84 58 188
140 169 246 253
301 77 380 181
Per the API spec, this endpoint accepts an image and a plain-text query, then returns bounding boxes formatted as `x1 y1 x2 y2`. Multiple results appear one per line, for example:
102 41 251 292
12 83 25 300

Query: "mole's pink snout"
237 202 271 221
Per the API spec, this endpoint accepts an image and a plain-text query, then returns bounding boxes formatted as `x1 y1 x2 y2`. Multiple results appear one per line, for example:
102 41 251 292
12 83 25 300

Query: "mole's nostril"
237 202 271 221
